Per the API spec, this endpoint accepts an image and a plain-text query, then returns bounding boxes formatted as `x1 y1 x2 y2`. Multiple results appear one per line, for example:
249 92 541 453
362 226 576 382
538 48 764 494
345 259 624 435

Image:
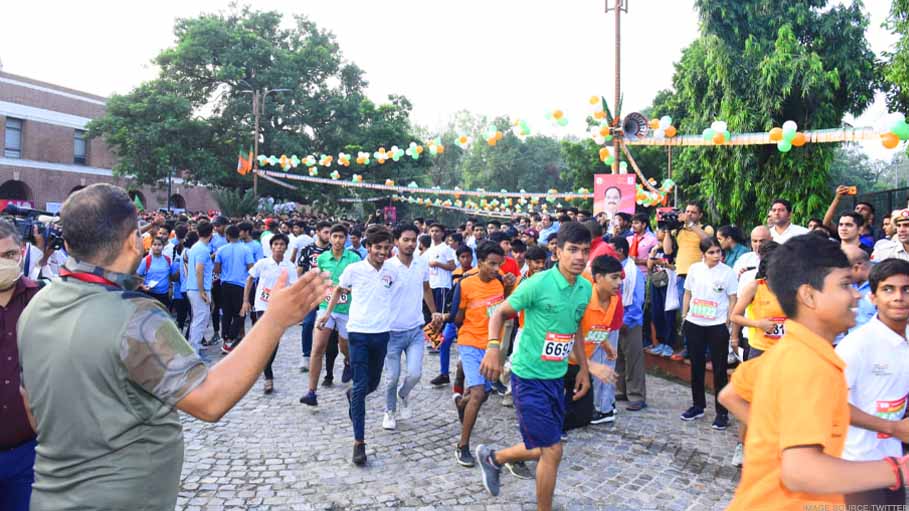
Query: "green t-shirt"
508 267 592 380
18 259 208 510
317 249 361 314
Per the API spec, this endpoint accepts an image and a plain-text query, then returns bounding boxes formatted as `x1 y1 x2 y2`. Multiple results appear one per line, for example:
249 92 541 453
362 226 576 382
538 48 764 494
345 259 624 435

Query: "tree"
881 0 909 114
652 0 876 225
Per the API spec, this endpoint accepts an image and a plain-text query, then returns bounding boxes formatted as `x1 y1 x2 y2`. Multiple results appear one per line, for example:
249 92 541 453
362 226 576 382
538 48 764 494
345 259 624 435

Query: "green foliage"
882 0 909 114
655 0 876 225
213 188 258 217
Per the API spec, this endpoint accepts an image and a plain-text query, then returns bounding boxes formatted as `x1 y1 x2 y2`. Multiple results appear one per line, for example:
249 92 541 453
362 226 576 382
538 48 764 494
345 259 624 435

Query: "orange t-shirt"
747 278 787 352
573 286 623 365
457 274 505 349
727 320 849 511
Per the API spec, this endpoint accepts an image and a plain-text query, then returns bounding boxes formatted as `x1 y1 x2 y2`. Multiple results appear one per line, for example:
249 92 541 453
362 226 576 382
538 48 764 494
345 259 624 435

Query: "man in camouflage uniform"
17 184 329 511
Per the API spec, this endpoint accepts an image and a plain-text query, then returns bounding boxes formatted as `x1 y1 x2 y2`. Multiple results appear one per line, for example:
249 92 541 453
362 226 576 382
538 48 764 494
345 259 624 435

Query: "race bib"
323 286 350 304
875 396 907 439
584 325 611 344
541 332 574 362
690 298 719 321
764 317 786 339
259 287 272 303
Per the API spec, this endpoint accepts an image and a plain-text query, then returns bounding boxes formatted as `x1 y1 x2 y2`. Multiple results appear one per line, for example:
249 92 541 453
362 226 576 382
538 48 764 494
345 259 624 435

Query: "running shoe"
353 443 367 466
505 461 534 480
712 414 729 431
501 393 513 408
680 406 705 421
456 444 475 467
430 374 450 386
491 381 508 396
476 445 501 496
382 412 396 430
300 356 310 373
657 344 674 356
625 401 648 412
398 393 412 420
732 442 744 467
210 333 221 344
322 375 334 388
220 341 234 355
263 379 274 395
590 410 615 424
341 362 352 383
299 390 318 407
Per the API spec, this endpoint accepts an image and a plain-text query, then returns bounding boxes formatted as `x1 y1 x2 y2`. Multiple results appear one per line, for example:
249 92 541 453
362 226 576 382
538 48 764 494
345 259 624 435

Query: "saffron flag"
237 149 250 175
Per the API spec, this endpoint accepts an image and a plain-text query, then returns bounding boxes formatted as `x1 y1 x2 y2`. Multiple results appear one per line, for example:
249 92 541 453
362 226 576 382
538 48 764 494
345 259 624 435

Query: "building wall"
0 71 216 212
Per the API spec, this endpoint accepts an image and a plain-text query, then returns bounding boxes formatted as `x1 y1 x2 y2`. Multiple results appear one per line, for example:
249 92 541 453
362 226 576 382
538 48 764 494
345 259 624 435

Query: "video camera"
2 204 64 250
657 208 684 231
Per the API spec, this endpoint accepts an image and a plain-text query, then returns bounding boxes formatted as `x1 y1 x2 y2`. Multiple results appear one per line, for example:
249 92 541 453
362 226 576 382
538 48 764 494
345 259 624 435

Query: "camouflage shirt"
18 257 208 510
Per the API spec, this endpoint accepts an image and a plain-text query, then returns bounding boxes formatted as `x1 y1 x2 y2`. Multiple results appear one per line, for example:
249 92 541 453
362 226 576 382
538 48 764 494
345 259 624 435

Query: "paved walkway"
177 325 740 511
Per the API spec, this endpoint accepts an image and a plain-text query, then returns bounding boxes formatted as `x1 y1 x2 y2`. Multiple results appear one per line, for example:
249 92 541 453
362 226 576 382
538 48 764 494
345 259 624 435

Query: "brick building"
0 69 217 213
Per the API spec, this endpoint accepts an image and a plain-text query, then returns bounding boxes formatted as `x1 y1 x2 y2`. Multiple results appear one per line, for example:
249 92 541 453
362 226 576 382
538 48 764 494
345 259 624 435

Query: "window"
4 118 22 159
74 129 87 165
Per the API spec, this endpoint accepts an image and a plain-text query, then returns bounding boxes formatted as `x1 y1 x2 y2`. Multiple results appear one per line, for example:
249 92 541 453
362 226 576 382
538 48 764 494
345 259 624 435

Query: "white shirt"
40 249 67 279
871 238 909 262
836 317 909 461
425 242 456 289
770 223 809 244
261 232 275 258
23 243 44 280
732 251 760 277
738 268 758 340
387 255 430 331
248 256 297 312
621 257 639 307
683 261 738 327
339 259 399 333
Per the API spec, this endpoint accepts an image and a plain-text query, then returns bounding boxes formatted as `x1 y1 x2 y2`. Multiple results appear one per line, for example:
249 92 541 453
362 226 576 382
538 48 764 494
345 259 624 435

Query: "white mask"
0 256 23 290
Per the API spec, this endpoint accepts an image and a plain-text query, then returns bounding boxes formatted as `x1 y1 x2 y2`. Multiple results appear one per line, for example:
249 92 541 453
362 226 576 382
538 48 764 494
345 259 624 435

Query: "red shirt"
0 277 40 449
501 256 520 277
589 237 620 263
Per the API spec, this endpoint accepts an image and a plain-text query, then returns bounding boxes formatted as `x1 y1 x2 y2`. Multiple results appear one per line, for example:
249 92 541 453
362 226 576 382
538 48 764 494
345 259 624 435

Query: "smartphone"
847 186 857 195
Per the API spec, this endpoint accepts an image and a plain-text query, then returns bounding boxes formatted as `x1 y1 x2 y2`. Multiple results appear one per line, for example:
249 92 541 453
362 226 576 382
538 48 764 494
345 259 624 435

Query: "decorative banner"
593 174 637 218
625 126 880 146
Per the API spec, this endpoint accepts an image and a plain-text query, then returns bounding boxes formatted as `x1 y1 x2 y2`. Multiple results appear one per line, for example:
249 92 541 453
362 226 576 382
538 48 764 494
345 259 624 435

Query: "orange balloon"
791 132 807 147
415 145 424 154
598 147 610 160
487 137 497 146
664 126 677 137
649 119 660 129
437 145 445 154
552 110 564 120
458 136 467 144
882 132 900 149
589 96 600 105
599 126 610 137
712 132 725 144
594 111 606 120
769 127 783 142
495 131 503 141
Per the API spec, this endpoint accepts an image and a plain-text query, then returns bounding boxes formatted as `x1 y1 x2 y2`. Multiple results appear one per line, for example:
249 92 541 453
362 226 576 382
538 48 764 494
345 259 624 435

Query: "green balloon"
557 117 569 127
604 155 615 165
777 140 792 153
605 134 613 142
782 127 797 142
892 120 909 141
703 128 716 141
723 130 731 141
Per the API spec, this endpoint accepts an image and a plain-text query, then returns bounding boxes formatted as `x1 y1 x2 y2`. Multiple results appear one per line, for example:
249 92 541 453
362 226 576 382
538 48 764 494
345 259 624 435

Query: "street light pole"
606 0 627 175
250 87 291 198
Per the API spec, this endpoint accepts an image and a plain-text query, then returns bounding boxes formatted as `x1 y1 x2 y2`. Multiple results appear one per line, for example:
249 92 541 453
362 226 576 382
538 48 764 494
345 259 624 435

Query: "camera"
657 208 684 231
2 205 64 250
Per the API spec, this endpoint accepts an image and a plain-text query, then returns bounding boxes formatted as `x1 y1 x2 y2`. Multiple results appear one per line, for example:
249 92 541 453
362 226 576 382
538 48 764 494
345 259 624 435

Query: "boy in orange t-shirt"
723 234 909 511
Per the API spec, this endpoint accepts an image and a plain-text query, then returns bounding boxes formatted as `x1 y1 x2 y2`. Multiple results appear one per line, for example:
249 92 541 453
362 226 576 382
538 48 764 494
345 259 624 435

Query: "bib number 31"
541 332 575 362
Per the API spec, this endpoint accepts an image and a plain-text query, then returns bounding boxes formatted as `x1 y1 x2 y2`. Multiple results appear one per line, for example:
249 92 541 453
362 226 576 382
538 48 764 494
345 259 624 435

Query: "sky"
0 0 899 159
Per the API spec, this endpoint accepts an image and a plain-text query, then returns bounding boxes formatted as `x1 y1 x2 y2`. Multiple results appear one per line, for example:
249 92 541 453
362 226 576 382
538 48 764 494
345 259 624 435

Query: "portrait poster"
593 174 636 219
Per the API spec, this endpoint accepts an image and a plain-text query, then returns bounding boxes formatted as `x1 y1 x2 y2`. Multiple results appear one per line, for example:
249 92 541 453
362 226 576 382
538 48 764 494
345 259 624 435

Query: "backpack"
145 254 172 273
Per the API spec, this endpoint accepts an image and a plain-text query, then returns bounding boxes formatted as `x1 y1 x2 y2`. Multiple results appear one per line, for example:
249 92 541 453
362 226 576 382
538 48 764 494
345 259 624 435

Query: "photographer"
0 219 41 511
17 184 329 510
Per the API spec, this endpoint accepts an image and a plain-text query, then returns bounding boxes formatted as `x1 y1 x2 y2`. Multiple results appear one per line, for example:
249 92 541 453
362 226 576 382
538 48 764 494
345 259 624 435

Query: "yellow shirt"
675 224 714 275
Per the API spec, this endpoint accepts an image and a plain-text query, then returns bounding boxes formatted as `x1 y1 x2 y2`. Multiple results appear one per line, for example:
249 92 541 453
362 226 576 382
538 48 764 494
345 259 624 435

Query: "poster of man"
593 174 636 219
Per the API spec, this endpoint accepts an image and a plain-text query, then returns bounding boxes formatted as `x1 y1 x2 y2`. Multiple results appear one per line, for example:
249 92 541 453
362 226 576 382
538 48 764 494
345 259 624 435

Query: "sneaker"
492 381 507 396
476 445 501 497
341 362 352 383
301 356 310 373
502 393 513 407
712 414 729 431
453 393 465 424
382 412 397 430
299 390 318 407
210 333 221 344
590 410 615 424
456 444 475 467
398 393 412 420
322 375 334 388
427 346 440 354
626 401 648 412
732 442 744 467
671 348 689 361
220 341 234 355
505 461 534 480
200 337 211 346
561 431 569 442
680 406 705 421
352 442 367 466
430 374 450 386
658 344 674 356
263 379 274 394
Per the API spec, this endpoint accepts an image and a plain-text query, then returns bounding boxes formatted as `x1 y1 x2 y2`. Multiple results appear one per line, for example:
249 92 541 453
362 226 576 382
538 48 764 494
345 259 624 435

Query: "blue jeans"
591 332 618 413
439 323 457 375
300 308 316 357
349 331 390 441
384 327 425 413
0 439 36 511
676 275 687 351
650 281 676 345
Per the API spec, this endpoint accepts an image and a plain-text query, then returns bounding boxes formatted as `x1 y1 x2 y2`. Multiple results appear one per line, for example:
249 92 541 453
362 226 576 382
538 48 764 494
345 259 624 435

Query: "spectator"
717 225 749 269
769 198 809 243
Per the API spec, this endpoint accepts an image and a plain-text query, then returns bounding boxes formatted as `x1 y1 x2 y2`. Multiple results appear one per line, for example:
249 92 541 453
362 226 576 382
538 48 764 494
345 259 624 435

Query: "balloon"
711 121 727 133
598 147 610 160
882 132 900 149
649 119 661 129
552 110 564 120
769 127 783 141
664 126 677 137
782 120 798 133
437 145 445 154
660 115 673 127
594 111 606 120
892 120 909 141
599 126 611 137
557 117 569 127
712 132 726 144
589 96 600 105
782 126 796 142
777 140 792 153
619 161 628 174
654 130 665 140
487 137 497 146
495 131 504 140
723 130 731 141
791 132 807 147
605 134 613 142
604 155 615 165
703 128 716 141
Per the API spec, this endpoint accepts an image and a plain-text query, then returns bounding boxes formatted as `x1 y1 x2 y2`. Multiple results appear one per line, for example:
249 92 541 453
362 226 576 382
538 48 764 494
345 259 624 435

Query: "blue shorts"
511 373 565 449
459 345 492 392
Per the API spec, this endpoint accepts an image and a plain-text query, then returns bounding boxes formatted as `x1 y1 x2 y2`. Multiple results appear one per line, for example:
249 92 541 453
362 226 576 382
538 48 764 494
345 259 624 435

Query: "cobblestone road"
178 325 740 511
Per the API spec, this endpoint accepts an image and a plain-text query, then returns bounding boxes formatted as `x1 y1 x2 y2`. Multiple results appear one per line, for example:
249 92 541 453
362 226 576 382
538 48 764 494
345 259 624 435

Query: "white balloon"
659 119 670 130
782 120 797 132
890 112 906 124
593 135 605 145
713 121 728 133
661 115 673 126
654 129 665 139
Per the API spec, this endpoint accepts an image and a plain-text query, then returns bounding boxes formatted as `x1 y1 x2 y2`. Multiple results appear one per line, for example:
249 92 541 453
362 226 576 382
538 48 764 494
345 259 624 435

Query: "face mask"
0 257 23 290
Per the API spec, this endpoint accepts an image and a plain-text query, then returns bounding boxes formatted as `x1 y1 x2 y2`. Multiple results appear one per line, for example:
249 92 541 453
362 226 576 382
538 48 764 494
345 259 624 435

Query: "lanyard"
59 268 119 288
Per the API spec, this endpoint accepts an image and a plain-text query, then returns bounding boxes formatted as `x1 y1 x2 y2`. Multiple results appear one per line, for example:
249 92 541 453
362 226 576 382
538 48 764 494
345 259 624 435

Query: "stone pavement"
178 325 740 511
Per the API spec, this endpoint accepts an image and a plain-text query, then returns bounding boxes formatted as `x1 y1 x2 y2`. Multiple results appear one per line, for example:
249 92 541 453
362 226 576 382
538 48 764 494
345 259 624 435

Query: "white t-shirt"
387 255 430 331
836 317 909 461
683 261 738 327
732 251 760 277
248 257 297 312
425 242 456 289
770 223 809 244
261 232 275 259
339 259 399 333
